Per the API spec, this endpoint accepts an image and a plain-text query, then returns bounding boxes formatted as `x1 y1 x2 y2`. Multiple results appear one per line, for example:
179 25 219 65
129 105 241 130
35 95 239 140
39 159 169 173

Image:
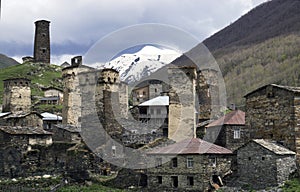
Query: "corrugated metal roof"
148 138 232 155
252 139 296 155
40 97 60 101
206 110 245 128
41 112 62 121
0 126 52 135
139 96 169 106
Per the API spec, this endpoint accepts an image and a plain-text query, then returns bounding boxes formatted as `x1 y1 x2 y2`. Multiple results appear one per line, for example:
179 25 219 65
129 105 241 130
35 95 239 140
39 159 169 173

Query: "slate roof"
148 138 232 155
139 96 169 106
3 112 43 119
206 110 245 128
0 112 11 118
244 84 300 98
55 124 81 133
41 112 62 121
0 126 52 135
252 139 296 155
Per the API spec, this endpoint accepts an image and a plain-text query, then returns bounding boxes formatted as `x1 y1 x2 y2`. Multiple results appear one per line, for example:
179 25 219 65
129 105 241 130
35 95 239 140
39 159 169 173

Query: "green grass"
282 178 300 192
57 183 130 192
0 62 62 103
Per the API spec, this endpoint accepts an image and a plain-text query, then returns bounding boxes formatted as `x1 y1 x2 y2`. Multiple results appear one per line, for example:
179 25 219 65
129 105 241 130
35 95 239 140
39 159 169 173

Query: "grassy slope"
0 54 19 69
0 62 62 103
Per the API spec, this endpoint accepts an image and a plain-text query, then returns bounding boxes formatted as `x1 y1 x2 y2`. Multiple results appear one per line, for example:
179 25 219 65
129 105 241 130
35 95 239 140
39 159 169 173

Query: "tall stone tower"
168 66 197 142
34 20 50 63
62 56 92 126
2 78 31 113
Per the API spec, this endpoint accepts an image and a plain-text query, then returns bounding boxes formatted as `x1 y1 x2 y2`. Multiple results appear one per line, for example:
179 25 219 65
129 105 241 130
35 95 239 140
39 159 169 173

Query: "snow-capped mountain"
97 45 181 84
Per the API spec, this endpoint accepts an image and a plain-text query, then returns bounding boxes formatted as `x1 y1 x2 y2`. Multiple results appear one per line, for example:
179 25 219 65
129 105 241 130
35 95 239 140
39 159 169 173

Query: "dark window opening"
157 176 162 184
248 157 251 161
172 158 178 168
187 176 194 186
171 176 178 188
262 157 265 160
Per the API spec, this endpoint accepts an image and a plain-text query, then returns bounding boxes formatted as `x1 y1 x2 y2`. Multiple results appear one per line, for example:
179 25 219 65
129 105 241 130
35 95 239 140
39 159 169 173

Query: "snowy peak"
99 45 181 84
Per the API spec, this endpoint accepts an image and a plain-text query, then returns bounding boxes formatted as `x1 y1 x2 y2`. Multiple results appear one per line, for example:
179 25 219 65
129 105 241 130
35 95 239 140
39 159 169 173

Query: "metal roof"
147 138 232 155
206 110 245 128
41 112 62 121
0 126 52 135
139 96 169 106
252 139 296 155
40 96 60 101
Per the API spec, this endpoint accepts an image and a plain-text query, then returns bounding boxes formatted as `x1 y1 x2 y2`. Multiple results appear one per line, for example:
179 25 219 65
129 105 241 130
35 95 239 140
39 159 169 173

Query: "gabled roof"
147 138 232 155
40 96 60 101
41 112 62 121
139 96 169 106
206 110 245 128
251 139 295 155
3 111 43 119
42 87 63 92
244 84 300 98
0 126 52 135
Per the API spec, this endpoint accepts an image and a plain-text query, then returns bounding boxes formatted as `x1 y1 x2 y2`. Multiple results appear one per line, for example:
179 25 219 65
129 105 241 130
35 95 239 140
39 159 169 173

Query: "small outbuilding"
236 139 297 190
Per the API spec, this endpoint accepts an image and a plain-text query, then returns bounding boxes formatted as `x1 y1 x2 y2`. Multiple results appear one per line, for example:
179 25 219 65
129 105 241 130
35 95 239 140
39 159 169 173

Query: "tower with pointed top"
34 20 50 63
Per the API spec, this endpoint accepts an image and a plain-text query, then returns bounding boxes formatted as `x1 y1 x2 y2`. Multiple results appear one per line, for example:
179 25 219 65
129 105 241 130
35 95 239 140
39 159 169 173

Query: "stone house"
204 110 246 151
138 96 169 137
40 87 63 105
236 139 296 190
244 84 300 163
147 138 233 191
41 112 62 130
0 126 53 148
51 124 81 143
131 80 164 106
0 111 43 128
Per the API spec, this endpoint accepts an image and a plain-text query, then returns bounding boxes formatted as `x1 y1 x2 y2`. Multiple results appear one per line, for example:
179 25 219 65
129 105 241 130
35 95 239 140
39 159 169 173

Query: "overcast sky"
0 0 267 64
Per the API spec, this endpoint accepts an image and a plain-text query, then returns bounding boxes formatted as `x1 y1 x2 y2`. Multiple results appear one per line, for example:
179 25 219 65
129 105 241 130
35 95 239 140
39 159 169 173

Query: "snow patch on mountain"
97 45 181 84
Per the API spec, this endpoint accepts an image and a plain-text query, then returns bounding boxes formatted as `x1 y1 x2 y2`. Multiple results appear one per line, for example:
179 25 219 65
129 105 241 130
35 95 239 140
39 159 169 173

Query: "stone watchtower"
168 66 197 142
34 20 50 63
2 78 31 113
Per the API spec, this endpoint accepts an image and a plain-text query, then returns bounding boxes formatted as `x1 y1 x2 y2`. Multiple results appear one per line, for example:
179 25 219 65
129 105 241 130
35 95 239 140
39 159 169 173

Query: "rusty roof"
206 110 245 128
147 138 232 155
0 126 52 135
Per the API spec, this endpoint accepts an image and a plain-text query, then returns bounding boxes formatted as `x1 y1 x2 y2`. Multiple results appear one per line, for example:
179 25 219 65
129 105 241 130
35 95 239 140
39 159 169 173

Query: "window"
157 108 161 115
150 108 154 114
262 157 265 160
210 157 217 167
172 158 178 168
187 176 194 186
112 146 116 157
234 129 241 139
155 157 162 167
187 157 194 168
157 176 162 184
171 176 178 188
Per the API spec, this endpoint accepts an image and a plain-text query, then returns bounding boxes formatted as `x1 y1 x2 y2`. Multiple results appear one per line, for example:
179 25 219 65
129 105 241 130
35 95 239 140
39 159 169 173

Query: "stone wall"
34 20 50 63
237 141 296 189
119 82 128 118
2 78 31 113
245 85 299 159
147 154 232 191
168 66 196 141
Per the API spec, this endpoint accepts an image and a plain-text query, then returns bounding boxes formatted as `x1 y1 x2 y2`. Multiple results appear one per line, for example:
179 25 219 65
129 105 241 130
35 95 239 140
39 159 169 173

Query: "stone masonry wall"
245 86 296 152
147 154 232 191
237 141 296 189
168 66 196 141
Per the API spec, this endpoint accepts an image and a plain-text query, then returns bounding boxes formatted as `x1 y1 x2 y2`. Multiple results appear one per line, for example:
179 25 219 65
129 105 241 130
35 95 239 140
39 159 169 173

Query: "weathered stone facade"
204 110 246 151
34 20 50 64
147 138 233 191
62 56 94 126
0 112 43 129
2 78 31 113
119 82 128 118
245 84 300 163
236 139 297 190
168 66 197 142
